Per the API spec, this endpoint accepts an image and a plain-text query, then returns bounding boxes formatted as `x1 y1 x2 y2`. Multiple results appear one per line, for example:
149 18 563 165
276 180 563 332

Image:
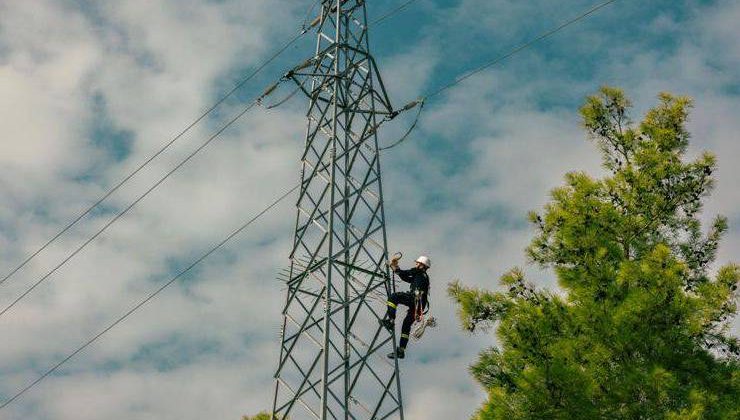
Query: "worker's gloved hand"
388 252 402 270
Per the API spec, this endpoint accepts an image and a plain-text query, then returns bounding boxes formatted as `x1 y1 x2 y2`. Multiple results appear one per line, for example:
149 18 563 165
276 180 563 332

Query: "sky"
0 0 738 419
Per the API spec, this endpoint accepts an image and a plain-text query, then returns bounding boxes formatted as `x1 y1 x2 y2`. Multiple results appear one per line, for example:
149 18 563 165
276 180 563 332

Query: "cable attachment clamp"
380 97 426 151
257 81 280 106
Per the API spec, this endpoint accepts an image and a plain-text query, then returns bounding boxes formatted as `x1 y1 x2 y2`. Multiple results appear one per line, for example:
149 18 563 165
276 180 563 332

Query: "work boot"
387 348 405 359
379 318 394 331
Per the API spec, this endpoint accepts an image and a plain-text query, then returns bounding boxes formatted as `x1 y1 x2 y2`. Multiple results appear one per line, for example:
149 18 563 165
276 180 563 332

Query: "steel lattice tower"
271 1 403 419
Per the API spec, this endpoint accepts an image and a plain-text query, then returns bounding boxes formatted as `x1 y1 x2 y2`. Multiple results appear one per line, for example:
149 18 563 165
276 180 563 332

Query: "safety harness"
412 275 430 321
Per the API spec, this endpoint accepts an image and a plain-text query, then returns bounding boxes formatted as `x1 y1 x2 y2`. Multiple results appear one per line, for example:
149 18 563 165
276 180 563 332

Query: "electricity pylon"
271 1 404 419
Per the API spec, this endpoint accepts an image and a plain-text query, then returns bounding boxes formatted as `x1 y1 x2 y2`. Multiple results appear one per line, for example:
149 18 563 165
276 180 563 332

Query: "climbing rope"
411 316 437 341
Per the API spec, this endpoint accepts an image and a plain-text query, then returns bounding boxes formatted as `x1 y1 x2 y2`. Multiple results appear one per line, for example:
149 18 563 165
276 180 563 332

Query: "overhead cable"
379 99 425 151
0 0 429 406
0 33 306 290
0 185 298 411
426 0 619 99
0 0 420 317
372 0 422 25
0 2 627 401
380 0 619 150
0 0 420 291
0 88 275 321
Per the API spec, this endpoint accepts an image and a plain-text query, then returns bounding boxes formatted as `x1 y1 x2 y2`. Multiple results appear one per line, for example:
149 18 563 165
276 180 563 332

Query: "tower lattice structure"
271 1 404 419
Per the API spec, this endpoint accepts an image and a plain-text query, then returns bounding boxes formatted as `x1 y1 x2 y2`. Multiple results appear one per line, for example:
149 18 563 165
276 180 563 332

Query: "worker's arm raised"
394 267 414 283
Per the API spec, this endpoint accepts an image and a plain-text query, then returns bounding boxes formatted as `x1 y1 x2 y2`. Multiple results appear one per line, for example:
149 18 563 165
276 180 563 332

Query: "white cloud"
0 1 738 419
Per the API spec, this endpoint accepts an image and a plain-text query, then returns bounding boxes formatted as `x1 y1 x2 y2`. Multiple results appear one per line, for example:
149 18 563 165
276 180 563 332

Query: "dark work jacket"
394 267 430 299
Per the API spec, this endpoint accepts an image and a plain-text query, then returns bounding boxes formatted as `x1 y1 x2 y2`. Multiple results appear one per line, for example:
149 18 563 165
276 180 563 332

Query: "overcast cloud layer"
1 1 738 419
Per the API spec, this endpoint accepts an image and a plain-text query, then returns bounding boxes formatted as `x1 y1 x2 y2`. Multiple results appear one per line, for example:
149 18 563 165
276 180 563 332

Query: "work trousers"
385 291 426 350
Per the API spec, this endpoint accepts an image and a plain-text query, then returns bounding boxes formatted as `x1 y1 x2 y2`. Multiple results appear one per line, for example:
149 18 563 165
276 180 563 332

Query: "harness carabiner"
414 289 424 322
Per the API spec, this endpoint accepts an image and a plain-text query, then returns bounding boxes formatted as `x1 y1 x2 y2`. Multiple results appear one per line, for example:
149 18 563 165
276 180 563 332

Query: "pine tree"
449 87 740 419
241 412 272 420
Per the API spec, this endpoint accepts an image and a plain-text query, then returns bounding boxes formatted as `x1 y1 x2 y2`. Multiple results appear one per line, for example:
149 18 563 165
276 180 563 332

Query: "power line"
301 0 323 30
379 0 619 151
0 0 425 407
0 0 420 318
0 0 486 408
426 0 618 99
0 0 616 321
0 31 307 290
0 185 298 411
373 0 421 25
0 0 421 293
0 97 265 321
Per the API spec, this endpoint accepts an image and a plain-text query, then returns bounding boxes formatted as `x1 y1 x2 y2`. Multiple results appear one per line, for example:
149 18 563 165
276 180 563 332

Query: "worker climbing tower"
271 1 403 419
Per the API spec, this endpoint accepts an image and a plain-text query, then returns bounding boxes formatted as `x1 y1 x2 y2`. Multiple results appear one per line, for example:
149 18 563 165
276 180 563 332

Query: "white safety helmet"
415 255 431 268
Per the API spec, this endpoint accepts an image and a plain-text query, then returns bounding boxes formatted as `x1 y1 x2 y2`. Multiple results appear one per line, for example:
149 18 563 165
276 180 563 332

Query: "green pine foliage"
449 87 740 419
242 412 272 420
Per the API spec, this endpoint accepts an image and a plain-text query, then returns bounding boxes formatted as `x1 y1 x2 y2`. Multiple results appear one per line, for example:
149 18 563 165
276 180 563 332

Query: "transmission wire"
0 185 298 411
0 98 264 320
0 32 307 290
426 0 618 99
0 0 420 320
0 0 420 292
0 0 431 407
373 0 421 25
380 0 619 151
379 99 425 151
302 0 323 30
